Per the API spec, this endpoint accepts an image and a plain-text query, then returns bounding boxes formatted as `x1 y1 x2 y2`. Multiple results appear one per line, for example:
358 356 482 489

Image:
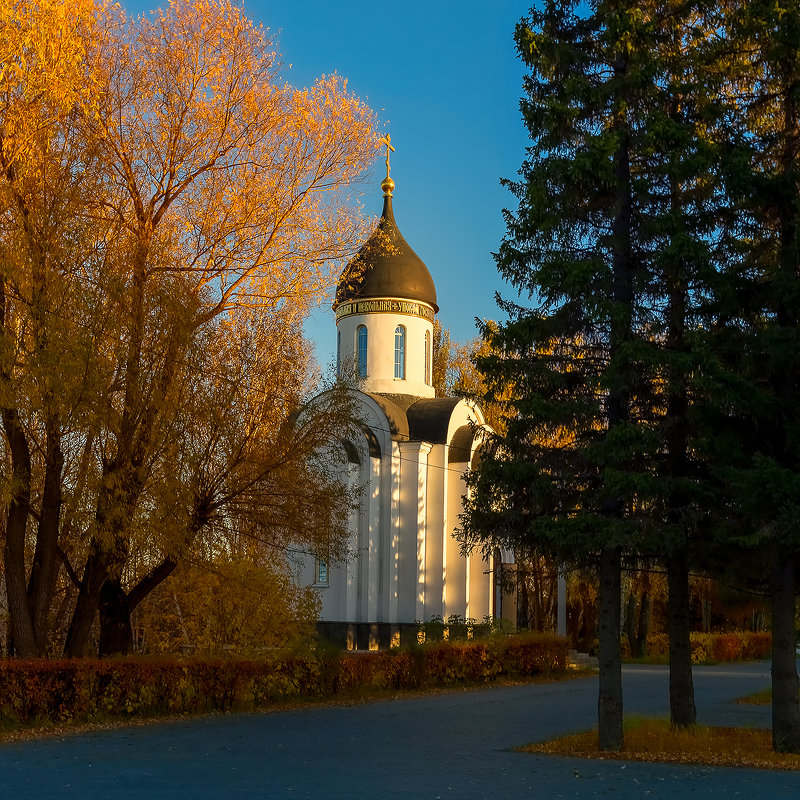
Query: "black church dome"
335 189 438 312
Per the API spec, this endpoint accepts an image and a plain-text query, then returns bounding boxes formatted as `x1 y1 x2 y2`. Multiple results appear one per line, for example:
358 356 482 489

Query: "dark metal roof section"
406 397 461 444
366 393 410 442
448 425 476 464
372 392 423 413
335 194 438 311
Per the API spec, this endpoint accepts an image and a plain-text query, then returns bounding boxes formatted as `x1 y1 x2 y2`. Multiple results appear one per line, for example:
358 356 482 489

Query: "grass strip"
519 717 800 771
736 687 800 706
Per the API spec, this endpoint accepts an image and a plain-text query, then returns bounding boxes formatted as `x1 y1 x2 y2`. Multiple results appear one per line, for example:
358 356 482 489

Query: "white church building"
300 151 514 649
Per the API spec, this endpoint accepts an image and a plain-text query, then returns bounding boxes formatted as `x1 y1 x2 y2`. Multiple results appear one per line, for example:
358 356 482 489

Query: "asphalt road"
1 660 798 799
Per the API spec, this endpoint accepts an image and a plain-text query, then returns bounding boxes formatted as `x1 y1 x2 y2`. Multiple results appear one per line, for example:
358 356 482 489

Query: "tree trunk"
64 542 111 657
2 408 38 657
98 577 134 657
26 421 64 652
96 555 179 657
636 582 651 659
668 544 696 728
518 566 530 630
771 549 800 752
625 586 637 657
64 460 136 656
598 546 623 751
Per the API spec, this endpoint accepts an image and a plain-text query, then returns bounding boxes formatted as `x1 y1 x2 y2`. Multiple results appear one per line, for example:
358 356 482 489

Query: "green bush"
0 634 568 729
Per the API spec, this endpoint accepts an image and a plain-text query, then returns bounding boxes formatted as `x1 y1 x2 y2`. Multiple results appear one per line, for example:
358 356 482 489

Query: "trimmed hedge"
0 633 568 728
621 632 772 664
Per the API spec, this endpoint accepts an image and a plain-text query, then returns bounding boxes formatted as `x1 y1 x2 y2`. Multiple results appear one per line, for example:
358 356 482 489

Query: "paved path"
1 661 799 798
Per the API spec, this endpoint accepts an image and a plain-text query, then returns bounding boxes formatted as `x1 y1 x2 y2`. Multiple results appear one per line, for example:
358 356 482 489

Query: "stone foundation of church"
315 621 432 651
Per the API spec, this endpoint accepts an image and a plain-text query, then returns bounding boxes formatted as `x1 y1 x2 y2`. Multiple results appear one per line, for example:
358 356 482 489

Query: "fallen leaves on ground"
519 718 800 771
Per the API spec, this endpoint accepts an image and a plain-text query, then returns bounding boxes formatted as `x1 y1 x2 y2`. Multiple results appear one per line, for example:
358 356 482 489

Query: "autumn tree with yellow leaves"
0 0 377 656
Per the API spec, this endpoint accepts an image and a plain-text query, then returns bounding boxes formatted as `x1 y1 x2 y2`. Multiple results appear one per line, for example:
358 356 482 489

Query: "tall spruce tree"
463 0 656 751
635 0 725 729
461 0 725 744
710 0 800 753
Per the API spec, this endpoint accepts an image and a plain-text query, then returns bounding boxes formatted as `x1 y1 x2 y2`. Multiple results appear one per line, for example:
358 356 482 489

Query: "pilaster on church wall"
444 460 468 621
364 452 382 624
467 544 492 623
355 448 379 624
384 442 402 624
345 458 360 623
397 440 432 624
424 443 446 623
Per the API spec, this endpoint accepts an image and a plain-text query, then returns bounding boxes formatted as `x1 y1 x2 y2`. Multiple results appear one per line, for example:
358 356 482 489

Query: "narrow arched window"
394 325 406 379
357 325 368 378
424 330 431 385
336 329 341 378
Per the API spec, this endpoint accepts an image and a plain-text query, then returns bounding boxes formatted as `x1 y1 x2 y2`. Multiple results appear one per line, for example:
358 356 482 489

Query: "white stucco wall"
336 303 435 398
300 391 499 636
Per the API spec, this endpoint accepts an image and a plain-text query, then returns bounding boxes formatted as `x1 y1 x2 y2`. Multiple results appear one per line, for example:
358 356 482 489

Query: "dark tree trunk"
625 587 637 656
518 566 530 630
625 571 651 658
26 421 64 652
98 577 134 657
96 555 179 657
595 44 632 752
64 541 112 657
598 546 623 751
662 84 698 728
769 50 800 757
64 460 135 657
771 549 800 752
2 408 38 657
668 544 696 728
636 580 651 658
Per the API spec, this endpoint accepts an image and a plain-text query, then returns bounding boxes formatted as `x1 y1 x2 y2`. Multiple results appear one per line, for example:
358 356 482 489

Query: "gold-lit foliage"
89 0 378 316
449 327 516 434
133 554 320 655
0 0 377 657
0 0 100 171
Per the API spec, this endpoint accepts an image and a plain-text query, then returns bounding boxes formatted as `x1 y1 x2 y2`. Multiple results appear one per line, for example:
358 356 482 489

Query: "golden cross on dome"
379 134 395 180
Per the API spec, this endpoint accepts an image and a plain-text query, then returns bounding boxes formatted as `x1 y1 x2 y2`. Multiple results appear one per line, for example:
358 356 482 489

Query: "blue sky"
126 0 532 370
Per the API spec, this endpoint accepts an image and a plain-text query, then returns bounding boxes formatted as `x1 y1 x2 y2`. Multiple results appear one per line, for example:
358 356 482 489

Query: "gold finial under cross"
379 134 395 180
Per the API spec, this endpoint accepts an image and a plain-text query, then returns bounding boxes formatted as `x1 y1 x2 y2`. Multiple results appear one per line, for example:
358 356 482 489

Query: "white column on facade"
355 455 370 623
387 442 402 624
468 551 491 623
366 454 382 623
345 460 360 623
396 442 417 622
444 462 467 621
398 441 432 624
425 444 445 623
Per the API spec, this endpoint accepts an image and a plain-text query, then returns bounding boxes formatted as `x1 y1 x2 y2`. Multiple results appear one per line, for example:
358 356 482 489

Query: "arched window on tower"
357 325 368 378
424 329 431 385
394 325 406 379
336 329 341 378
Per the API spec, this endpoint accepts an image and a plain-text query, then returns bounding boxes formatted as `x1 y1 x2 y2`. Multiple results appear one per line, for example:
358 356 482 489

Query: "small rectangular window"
315 558 328 586
424 330 431 384
394 325 405 379
357 325 368 378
